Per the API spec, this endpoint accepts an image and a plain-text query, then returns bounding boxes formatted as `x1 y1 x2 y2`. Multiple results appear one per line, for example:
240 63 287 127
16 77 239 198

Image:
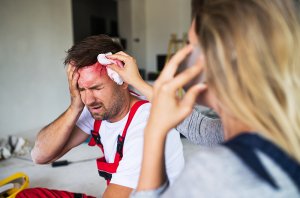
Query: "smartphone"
176 46 205 91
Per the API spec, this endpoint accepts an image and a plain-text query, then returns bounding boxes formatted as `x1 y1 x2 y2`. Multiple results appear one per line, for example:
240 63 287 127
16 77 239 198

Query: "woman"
110 0 300 197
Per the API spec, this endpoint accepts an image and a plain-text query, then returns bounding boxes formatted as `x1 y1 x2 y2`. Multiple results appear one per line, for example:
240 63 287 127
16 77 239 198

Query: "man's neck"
108 94 139 123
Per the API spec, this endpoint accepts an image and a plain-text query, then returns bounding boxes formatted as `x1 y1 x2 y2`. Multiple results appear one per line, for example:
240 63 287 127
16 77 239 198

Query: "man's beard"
87 92 125 121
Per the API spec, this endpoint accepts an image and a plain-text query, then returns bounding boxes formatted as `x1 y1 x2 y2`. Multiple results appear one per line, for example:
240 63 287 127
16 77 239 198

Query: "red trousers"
16 187 96 198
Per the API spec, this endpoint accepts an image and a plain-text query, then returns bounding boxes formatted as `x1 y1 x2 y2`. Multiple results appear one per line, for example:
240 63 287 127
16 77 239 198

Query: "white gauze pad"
97 53 124 85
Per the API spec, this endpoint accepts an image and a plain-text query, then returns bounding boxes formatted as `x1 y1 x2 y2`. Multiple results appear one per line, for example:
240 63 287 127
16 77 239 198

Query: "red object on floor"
16 187 96 198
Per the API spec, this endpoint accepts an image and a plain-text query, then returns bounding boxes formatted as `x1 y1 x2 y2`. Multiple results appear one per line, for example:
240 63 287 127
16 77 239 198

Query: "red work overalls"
88 100 149 185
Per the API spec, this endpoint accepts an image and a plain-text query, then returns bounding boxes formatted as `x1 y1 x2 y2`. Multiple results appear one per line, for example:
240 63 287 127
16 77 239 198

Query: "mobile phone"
176 46 205 91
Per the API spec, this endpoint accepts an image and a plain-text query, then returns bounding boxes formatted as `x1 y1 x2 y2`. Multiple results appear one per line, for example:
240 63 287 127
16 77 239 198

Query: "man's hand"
67 63 84 111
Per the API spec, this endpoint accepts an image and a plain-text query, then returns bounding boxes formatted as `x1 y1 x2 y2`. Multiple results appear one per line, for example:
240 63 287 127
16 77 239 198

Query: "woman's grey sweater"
176 105 224 146
131 106 300 198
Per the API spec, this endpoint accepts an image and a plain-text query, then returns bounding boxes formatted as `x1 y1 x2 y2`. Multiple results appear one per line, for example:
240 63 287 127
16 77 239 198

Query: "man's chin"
91 114 102 120
91 113 108 121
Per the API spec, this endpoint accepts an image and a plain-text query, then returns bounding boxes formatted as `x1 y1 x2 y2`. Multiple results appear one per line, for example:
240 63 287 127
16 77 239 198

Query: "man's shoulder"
124 102 151 138
136 101 151 112
131 101 151 122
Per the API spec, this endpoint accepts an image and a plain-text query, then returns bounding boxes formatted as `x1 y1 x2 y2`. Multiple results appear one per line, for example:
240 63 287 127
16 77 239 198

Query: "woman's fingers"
106 53 137 72
105 52 143 88
169 62 203 92
106 53 129 62
115 51 130 57
180 83 207 114
107 63 122 72
159 45 193 80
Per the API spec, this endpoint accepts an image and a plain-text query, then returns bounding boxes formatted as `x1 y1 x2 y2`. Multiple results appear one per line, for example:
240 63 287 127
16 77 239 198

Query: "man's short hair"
64 34 124 68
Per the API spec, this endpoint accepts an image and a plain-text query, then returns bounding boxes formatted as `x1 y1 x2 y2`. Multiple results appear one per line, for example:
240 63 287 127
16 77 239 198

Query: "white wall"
118 0 133 53
118 0 191 73
118 0 146 69
131 0 146 69
145 0 191 72
0 0 73 137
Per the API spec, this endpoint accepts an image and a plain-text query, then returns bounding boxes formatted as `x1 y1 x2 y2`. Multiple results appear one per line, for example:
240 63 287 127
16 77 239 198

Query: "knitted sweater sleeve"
176 105 224 146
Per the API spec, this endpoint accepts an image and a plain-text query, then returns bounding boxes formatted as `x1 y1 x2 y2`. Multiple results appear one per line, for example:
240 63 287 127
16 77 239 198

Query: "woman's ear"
196 87 215 109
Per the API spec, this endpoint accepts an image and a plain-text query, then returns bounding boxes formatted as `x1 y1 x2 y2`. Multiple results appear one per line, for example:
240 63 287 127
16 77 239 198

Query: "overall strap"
88 120 104 153
224 133 300 190
93 100 149 185
114 100 149 162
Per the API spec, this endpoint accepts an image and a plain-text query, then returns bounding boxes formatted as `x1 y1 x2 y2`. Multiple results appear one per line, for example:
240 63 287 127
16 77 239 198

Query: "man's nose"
83 90 96 105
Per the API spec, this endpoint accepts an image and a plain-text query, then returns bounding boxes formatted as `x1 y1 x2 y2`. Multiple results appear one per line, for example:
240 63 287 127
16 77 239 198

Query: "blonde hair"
196 0 300 161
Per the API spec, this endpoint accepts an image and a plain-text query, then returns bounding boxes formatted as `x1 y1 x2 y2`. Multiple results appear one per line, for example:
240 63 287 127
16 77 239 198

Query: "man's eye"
95 87 103 91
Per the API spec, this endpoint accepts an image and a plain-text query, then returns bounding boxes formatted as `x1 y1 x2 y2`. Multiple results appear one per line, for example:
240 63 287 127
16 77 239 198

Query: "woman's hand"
147 45 207 134
136 45 207 191
107 51 154 101
106 51 143 86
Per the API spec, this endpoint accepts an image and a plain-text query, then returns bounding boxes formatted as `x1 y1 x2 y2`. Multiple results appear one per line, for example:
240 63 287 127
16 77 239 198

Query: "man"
20 35 184 198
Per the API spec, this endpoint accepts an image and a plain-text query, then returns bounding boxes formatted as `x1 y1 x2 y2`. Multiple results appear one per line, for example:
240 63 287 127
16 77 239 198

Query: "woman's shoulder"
185 145 244 175
164 145 298 197
177 145 255 186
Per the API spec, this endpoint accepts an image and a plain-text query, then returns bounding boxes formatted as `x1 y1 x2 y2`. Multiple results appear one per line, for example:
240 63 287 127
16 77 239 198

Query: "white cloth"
97 53 124 85
76 103 184 189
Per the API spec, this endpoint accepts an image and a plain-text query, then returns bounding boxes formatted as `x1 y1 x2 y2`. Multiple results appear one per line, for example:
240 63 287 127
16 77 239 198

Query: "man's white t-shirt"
76 102 184 189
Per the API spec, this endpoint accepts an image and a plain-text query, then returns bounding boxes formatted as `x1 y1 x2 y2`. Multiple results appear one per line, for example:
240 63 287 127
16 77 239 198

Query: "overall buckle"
117 135 124 158
91 130 101 145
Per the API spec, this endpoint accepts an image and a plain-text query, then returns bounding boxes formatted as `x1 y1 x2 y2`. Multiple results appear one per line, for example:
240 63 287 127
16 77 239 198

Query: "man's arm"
31 108 88 164
103 184 133 198
31 64 87 164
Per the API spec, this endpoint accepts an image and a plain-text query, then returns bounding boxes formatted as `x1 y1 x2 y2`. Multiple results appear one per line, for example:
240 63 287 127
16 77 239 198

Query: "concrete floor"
0 137 199 197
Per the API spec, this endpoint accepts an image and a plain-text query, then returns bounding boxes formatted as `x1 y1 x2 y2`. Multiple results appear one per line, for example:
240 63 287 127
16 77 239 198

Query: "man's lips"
89 106 102 113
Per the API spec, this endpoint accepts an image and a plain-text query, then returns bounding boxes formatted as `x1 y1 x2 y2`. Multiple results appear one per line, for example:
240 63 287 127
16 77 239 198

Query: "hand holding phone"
176 46 206 91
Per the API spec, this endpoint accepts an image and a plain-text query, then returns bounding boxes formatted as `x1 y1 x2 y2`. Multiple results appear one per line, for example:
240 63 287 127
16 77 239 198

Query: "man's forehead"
78 62 104 74
77 62 109 88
